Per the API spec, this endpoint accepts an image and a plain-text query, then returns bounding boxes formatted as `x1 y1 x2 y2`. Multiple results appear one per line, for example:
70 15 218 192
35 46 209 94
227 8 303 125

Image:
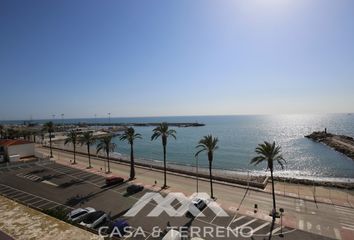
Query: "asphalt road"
0 160 334 240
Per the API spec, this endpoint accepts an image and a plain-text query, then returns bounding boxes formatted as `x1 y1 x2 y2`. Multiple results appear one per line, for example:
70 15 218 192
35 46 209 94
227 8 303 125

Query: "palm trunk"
49 134 53 158
87 144 91 168
208 157 214 199
130 143 135 179
163 144 167 188
107 150 111 173
268 168 276 240
73 144 76 164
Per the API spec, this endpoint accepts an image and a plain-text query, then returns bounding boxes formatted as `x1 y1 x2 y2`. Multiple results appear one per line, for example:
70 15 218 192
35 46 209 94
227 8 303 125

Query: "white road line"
30 199 47 206
20 195 37 202
239 219 258 228
7 192 26 198
232 216 246 223
1 189 16 194
341 223 354 228
0 184 73 210
342 226 354 231
77 172 94 179
267 226 282 235
299 220 304 230
252 222 270 233
36 201 54 209
334 228 342 240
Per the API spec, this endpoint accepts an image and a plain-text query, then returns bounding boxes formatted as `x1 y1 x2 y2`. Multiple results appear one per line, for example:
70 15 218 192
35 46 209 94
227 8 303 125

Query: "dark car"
126 184 144 194
104 219 130 238
105 176 124 186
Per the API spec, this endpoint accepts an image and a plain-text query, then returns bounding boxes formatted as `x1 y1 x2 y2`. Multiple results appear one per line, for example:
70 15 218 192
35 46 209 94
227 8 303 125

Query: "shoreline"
42 144 354 190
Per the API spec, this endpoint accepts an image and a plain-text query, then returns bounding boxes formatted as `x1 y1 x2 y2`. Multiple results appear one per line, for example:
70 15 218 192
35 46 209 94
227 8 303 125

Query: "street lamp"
108 113 111 124
279 208 284 238
61 113 64 126
195 155 199 193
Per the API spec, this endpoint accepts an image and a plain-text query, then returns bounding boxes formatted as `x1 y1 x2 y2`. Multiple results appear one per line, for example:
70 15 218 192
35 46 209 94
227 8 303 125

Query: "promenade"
36 146 354 240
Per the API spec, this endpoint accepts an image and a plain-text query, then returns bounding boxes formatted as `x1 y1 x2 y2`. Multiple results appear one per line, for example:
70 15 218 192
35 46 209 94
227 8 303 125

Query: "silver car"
67 207 96 222
79 210 108 229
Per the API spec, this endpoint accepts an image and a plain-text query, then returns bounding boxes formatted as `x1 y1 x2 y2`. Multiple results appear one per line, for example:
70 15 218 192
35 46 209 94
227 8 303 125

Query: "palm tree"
195 135 219 199
96 135 116 173
80 131 96 168
120 127 142 180
151 122 176 188
64 130 79 164
43 122 55 158
0 125 3 139
251 141 286 240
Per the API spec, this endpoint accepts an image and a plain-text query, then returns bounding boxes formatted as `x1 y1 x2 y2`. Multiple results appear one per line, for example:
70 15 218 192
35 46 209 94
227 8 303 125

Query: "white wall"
7 143 35 158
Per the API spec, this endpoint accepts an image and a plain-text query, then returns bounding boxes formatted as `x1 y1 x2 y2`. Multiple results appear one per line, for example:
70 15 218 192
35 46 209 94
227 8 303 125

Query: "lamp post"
108 113 111 124
279 208 284 238
195 155 199 193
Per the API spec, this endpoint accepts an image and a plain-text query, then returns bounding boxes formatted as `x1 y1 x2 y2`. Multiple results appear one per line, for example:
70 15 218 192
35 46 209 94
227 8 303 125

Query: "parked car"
79 210 108 228
162 229 181 240
67 207 96 222
188 198 207 215
105 176 124 186
126 184 144 194
103 219 130 238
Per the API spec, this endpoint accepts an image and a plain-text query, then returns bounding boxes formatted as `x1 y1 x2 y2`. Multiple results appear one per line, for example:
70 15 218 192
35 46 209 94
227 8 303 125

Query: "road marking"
42 180 58 187
307 221 312 230
1 188 15 194
36 201 54 209
0 184 72 210
252 222 270 233
342 226 354 231
30 199 47 206
334 228 342 240
232 216 246 223
341 223 354 228
267 226 283 235
239 219 258 228
7 192 26 198
299 220 304 230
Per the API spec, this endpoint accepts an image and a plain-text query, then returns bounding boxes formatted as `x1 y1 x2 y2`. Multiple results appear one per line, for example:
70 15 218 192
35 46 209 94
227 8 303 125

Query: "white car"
188 198 207 215
79 210 108 229
162 229 181 240
67 207 96 222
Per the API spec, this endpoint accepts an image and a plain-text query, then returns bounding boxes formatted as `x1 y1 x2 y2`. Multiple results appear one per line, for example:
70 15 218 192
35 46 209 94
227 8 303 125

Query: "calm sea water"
4 114 354 179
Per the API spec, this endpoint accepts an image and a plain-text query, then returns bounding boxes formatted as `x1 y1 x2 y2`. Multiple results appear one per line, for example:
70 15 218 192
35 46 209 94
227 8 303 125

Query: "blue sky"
1 0 354 120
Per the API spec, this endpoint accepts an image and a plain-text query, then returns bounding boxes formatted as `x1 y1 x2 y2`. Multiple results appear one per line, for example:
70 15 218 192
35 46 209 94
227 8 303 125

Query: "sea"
3 114 354 180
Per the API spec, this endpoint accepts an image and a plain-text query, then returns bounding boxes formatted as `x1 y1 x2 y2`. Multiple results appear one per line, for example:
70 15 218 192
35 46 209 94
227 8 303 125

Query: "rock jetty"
305 131 354 160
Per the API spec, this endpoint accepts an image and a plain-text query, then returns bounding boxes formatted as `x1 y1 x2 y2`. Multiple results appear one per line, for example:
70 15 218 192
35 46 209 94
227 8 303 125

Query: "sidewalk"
0 195 102 240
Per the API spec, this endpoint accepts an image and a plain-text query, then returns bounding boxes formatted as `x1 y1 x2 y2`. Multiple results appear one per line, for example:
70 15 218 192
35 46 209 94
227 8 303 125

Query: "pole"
94 114 97 131
108 113 111 124
195 156 199 193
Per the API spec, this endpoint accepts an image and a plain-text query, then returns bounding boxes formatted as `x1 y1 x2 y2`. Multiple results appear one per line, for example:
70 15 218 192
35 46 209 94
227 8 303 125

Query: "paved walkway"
37 146 354 240
0 195 102 240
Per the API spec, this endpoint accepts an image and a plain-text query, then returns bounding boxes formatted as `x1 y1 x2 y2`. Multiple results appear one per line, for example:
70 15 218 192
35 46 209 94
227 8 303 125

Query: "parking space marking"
0 184 73 211
267 226 283 235
232 215 246 223
30 199 47 206
1 188 15 194
7 191 27 198
239 219 258 228
75 172 94 179
252 222 270 233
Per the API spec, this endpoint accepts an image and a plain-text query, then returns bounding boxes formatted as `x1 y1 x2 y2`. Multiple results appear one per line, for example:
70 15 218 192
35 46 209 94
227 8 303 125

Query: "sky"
0 0 354 120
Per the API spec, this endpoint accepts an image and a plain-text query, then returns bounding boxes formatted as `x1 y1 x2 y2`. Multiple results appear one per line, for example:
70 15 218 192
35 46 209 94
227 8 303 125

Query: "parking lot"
0 160 328 240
